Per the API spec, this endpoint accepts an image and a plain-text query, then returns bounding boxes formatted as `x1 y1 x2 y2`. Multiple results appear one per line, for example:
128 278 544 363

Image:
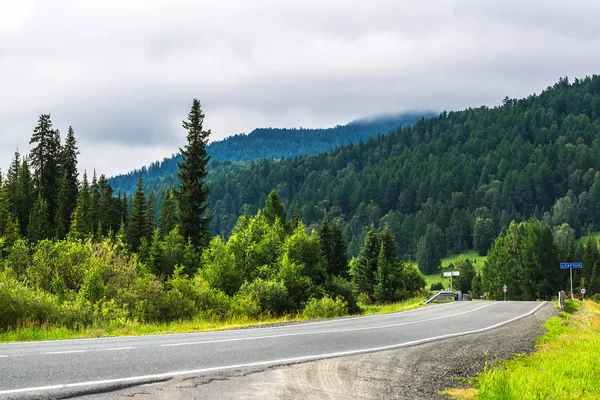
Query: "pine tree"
16 158 34 236
148 229 164 276
0 183 9 235
374 226 402 303
159 189 178 235
5 151 20 219
264 189 286 226
88 171 100 235
28 194 52 242
146 190 155 240
56 126 79 238
29 114 62 230
69 172 92 240
126 174 148 252
319 213 333 269
176 99 212 251
330 218 349 276
291 202 301 231
583 233 599 286
351 226 380 297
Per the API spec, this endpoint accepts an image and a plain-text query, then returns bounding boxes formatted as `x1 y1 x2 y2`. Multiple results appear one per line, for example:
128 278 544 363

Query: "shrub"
430 282 444 291
234 278 292 317
302 296 348 319
325 276 360 314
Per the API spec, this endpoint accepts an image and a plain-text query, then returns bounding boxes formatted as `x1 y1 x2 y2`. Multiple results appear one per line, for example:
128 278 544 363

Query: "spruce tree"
126 174 148 252
374 226 402 303
29 114 62 230
16 158 34 236
28 194 52 242
176 99 211 251
291 202 301 231
351 226 380 297
69 172 92 240
56 127 79 238
5 151 20 219
330 218 349 276
90 171 100 235
319 213 333 270
146 190 155 240
97 174 117 236
264 189 286 226
159 189 178 235
0 183 8 235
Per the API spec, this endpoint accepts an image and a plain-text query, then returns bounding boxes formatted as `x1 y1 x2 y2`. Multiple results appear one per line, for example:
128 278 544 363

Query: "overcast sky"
1 0 599 177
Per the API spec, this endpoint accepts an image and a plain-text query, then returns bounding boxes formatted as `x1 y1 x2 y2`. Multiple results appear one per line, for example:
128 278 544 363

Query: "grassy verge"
413 250 488 289
0 297 427 343
443 299 600 399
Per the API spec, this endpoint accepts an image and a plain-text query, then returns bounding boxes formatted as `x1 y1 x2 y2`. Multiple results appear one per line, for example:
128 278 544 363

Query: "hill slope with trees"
108 113 429 194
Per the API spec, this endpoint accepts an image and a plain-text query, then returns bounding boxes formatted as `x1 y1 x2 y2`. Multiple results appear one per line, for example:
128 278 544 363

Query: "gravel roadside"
79 302 557 400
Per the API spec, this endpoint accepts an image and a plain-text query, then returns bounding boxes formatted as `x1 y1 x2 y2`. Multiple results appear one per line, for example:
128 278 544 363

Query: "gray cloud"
1 0 599 176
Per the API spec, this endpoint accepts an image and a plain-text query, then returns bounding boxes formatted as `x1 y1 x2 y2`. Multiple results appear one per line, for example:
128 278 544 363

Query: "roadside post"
443 271 460 292
560 262 582 300
581 288 586 302
503 284 507 301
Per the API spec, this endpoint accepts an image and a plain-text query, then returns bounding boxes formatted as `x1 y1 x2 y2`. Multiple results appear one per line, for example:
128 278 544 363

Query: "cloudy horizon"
1 0 599 177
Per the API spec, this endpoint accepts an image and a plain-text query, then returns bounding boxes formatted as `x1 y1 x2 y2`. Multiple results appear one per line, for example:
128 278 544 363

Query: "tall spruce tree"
56 127 79 238
28 194 52 242
146 190 155 241
330 218 349 276
159 188 178 235
374 226 402 303
176 99 212 250
69 172 92 240
264 189 286 226
126 174 148 252
29 114 62 231
16 158 34 236
319 213 333 269
5 151 20 219
351 225 380 297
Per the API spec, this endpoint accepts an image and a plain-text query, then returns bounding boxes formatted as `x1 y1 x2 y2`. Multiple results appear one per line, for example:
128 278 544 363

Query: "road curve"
0 301 545 398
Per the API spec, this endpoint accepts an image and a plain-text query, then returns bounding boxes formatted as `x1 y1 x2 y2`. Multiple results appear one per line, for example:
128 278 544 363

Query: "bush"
325 276 360 314
430 282 444 291
233 278 292 317
302 296 348 319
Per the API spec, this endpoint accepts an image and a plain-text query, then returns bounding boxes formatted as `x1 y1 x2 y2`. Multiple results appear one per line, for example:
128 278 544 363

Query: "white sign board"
581 288 586 295
443 271 460 277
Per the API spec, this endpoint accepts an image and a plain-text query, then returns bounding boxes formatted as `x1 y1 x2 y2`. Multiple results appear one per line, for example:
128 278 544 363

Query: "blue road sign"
560 262 582 269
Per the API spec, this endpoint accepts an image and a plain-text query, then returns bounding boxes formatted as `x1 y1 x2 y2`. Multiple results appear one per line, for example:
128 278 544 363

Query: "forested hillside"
142 76 600 265
108 113 428 193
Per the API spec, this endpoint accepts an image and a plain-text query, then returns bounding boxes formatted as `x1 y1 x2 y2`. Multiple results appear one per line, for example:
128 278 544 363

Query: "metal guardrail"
424 292 473 304
424 291 456 304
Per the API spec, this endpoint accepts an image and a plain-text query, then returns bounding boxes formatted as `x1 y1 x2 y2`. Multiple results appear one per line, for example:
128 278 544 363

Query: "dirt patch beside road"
81 302 556 400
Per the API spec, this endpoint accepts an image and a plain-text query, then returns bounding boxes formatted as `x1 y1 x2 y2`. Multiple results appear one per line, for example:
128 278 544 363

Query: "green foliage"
200 236 242 296
473 217 495 256
233 279 292 317
483 218 562 300
126 174 148 252
455 259 476 293
416 224 444 274
302 296 348 319
430 282 444 291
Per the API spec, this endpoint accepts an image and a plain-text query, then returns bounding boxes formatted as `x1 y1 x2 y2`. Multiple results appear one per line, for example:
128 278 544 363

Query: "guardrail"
424 291 456 304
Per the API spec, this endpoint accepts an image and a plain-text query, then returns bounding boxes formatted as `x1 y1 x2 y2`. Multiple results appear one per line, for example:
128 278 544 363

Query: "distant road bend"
0 301 546 398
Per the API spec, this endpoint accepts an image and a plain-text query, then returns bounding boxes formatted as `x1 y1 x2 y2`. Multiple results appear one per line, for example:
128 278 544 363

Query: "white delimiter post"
570 267 574 300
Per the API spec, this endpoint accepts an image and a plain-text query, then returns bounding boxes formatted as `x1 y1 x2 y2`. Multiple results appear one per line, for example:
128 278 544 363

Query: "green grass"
360 296 426 315
0 297 428 343
413 250 487 290
443 299 600 399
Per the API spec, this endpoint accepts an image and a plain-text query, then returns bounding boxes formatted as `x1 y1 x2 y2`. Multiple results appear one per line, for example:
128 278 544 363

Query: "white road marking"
0 302 547 396
0 302 459 347
104 347 136 351
45 350 88 355
160 302 498 347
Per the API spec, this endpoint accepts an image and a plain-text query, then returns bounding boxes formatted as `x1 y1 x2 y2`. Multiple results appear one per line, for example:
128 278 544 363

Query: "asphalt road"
0 300 545 399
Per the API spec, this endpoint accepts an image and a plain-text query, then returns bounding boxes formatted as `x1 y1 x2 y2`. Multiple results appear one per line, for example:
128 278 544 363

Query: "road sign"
443 271 460 277
503 285 507 293
560 262 582 269
581 288 586 295
561 262 582 300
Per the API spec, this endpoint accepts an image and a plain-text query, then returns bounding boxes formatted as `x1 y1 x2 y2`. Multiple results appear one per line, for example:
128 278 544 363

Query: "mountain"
192 76 600 258
108 112 430 194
